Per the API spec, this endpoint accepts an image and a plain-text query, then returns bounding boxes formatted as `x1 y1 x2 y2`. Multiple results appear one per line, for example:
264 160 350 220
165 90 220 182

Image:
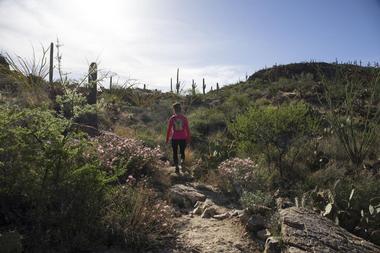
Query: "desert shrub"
230 101 318 178
102 182 172 250
0 106 106 252
298 171 380 245
188 107 226 145
95 133 162 181
240 190 273 209
217 158 257 195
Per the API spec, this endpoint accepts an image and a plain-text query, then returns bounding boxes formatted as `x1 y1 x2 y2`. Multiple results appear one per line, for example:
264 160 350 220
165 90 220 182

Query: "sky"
0 0 379 91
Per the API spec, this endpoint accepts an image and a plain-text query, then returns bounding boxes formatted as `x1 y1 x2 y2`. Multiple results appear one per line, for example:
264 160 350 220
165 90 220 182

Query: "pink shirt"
166 114 191 142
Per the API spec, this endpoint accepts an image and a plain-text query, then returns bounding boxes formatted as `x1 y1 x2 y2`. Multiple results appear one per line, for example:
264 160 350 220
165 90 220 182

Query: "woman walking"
166 103 191 173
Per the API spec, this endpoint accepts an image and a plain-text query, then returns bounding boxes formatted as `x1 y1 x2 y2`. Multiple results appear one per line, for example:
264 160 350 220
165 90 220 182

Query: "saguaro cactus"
86 62 98 134
176 68 180 94
216 82 219 92
88 62 97 105
49 42 54 84
170 78 173 92
202 78 206 95
109 76 112 90
143 84 146 90
192 79 196 96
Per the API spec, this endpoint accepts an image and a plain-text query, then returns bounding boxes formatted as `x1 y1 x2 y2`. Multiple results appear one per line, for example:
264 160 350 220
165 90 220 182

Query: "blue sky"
0 0 379 91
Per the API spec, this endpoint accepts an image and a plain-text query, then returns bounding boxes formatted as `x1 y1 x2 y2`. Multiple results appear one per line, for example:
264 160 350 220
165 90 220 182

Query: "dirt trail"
158 166 260 253
172 215 259 253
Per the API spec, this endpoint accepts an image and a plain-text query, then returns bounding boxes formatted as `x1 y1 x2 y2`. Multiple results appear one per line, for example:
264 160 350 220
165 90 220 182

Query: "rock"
370 230 380 245
256 229 271 241
280 207 380 253
248 204 272 216
264 236 281 253
285 247 307 253
246 214 266 233
213 212 231 220
169 184 206 209
230 209 245 217
193 206 203 215
201 206 216 218
192 198 215 216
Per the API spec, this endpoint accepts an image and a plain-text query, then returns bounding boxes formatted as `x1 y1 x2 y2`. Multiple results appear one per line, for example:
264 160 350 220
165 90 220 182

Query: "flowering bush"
218 157 257 195
95 133 163 179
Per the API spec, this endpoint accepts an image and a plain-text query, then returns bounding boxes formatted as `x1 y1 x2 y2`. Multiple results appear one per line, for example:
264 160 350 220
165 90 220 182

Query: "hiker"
166 102 191 173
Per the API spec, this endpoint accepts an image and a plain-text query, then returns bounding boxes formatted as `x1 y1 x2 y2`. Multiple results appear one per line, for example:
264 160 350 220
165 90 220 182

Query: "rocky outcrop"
168 184 206 209
279 207 380 253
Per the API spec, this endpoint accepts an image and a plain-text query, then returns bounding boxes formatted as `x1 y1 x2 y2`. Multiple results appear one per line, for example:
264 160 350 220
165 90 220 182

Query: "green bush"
230 102 318 178
0 106 106 252
240 190 273 209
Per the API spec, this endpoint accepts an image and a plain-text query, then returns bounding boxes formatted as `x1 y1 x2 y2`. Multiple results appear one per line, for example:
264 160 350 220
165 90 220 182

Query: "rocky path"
172 214 258 253
160 166 260 253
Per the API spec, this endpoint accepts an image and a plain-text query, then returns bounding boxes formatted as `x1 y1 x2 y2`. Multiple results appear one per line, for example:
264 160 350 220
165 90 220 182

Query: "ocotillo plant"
202 78 206 95
170 77 173 92
192 79 196 96
49 42 54 84
176 68 180 94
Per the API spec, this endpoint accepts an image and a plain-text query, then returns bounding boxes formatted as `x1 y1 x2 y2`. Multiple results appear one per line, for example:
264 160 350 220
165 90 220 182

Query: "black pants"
171 139 186 166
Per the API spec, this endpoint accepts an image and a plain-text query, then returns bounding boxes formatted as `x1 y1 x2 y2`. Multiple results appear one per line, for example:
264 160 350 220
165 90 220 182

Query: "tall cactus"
109 76 112 90
49 42 54 84
88 62 97 105
192 79 196 96
202 78 206 95
216 82 219 92
176 68 180 94
86 62 98 134
143 84 146 90
170 78 173 92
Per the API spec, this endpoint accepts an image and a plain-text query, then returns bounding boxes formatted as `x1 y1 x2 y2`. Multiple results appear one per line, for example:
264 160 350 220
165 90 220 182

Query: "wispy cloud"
0 0 249 91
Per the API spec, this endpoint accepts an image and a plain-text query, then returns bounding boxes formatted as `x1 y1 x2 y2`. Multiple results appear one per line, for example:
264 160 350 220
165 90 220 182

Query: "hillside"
0 58 380 252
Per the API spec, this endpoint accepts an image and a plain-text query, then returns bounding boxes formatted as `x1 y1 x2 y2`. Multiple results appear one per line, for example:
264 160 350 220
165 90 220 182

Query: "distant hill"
247 62 376 83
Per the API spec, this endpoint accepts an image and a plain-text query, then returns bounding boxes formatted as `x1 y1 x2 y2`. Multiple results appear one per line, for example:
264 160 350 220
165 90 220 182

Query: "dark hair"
172 102 182 113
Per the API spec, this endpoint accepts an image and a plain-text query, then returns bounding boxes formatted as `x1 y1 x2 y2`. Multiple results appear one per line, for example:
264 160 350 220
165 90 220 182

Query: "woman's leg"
171 139 179 167
179 139 187 164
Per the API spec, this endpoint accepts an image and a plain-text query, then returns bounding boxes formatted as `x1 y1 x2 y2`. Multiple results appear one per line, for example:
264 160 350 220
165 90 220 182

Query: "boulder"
264 236 281 253
245 214 266 233
201 206 216 218
280 207 380 253
169 184 206 209
213 212 231 220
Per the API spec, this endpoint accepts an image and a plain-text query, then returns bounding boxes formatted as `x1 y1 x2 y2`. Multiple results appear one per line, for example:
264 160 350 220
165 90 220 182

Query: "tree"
230 102 318 178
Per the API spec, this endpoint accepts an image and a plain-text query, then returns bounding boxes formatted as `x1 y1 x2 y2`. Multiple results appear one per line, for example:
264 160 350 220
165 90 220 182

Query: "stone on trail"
280 207 380 253
169 184 206 209
264 237 281 253
245 214 267 233
201 206 217 218
213 212 231 220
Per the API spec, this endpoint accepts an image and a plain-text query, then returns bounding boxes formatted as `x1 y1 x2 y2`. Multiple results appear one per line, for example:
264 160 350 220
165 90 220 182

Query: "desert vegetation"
0 47 380 252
